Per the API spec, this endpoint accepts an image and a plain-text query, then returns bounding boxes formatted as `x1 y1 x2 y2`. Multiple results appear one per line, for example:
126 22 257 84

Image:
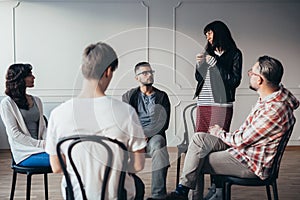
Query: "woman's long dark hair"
5 63 33 110
204 20 237 55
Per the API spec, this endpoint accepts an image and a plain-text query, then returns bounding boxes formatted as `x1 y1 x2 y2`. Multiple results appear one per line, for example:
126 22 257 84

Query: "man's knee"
190 132 218 151
191 132 208 143
148 135 166 151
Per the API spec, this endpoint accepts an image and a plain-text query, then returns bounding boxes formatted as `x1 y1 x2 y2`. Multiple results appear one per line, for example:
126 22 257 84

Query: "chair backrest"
182 103 197 145
56 135 128 200
43 115 48 127
269 124 295 180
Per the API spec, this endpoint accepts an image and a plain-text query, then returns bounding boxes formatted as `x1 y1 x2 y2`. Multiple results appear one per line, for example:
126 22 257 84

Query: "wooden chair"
176 103 197 185
56 135 128 200
221 125 295 200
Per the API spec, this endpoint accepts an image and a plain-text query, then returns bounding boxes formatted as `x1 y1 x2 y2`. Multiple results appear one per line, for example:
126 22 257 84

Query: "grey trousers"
146 134 170 199
180 133 257 200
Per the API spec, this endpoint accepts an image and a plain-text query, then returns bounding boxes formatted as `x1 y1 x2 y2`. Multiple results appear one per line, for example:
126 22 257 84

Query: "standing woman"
194 20 242 134
0 63 50 167
193 21 242 199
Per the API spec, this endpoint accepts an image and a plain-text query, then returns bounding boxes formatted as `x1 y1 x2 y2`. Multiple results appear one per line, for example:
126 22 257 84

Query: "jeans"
18 152 50 167
146 135 170 199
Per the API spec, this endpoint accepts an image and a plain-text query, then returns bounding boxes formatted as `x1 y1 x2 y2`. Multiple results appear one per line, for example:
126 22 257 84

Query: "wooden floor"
0 147 299 200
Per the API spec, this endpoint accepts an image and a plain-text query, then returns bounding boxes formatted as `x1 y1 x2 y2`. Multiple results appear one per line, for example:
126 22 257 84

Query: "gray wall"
1 0 300 149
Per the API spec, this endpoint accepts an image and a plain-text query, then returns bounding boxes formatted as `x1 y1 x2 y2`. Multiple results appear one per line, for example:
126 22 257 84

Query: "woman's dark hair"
204 20 237 55
5 63 33 110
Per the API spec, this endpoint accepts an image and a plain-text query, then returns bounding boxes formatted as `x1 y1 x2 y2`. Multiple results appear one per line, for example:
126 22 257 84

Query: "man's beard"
249 85 257 91
141 79 153 87
143 83 153 87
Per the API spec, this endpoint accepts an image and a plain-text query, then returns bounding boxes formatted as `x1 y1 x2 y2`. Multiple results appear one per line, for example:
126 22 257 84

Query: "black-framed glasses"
248 68 262 79
136 70 155 76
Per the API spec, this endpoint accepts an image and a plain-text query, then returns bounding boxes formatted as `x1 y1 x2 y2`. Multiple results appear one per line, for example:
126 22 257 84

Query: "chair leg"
272 181 279 200
224 182 231 200
10 171 17 200
176 152 181 186
44 173 49 200
26 174 32 200
266 185 272 200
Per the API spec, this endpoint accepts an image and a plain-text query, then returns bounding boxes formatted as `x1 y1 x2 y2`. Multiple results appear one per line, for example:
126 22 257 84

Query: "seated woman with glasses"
0 63 50 167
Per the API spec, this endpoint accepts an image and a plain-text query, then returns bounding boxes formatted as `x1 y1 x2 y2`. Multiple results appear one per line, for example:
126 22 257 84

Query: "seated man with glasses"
167 55 299 200
122 62 171 200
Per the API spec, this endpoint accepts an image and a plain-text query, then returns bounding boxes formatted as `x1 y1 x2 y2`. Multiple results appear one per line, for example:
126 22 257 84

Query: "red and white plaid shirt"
216 86 299 179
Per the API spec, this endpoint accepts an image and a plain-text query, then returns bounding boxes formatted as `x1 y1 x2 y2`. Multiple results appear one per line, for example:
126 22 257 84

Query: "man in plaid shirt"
168 55 299 200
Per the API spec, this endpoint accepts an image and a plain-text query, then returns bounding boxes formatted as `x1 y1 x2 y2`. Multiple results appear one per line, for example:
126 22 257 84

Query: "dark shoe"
165 192 188 200
146 198 166 200
205 188 223 200
203 183 216 200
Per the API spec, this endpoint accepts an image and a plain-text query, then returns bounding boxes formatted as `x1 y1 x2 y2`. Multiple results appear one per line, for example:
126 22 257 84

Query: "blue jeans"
18 152 50 167
146 135 170 199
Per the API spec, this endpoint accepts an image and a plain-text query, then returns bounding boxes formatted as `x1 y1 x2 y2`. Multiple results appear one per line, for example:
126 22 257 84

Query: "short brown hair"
81 42 118 80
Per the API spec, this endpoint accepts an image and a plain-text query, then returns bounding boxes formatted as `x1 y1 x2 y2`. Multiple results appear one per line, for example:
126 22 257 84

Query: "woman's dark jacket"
193 48 242 103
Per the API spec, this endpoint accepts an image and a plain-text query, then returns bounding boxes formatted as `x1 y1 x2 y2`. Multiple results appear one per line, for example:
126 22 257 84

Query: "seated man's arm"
129 148 145 173
50 154 65 173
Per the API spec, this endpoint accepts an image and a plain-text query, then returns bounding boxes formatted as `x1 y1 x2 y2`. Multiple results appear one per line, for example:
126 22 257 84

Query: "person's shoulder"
153 86 168 96
31 95 42 103
122 87 140 103
226 48 242 61
0 96 14 108
233 48 242 56
107 97 138 119
50 99 73 115
110 96 134 109
123 87 139 96
0 96 10 104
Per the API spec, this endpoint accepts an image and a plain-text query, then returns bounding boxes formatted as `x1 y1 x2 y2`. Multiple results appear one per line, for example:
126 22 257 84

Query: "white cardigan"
0 96 47 164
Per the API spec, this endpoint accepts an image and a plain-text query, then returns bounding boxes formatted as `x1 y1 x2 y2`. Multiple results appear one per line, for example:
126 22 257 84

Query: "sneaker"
206 188 223 200
166 184 189 200
166 192 188 200
203 183 216 200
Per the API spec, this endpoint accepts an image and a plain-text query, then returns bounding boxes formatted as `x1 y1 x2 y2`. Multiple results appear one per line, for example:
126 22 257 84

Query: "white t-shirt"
45 96 147 200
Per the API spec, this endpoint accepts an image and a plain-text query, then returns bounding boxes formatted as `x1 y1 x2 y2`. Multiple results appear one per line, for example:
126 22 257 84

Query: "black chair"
10 157 53 200
221 125 295 200
10 115 52 200
56 135 128 200
176 103 197 185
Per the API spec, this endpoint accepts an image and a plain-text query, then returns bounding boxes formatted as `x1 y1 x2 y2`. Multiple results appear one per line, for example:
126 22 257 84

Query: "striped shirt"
215 86 299 179
197 69 214 105
197 56 232 107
